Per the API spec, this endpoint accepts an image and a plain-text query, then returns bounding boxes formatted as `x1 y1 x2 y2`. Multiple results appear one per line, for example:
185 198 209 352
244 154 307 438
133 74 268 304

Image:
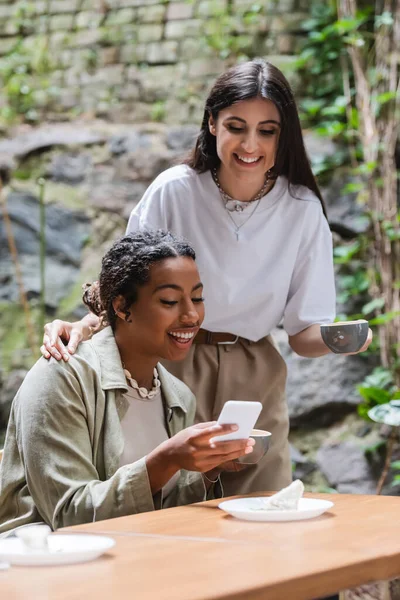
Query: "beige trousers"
162 335 292 496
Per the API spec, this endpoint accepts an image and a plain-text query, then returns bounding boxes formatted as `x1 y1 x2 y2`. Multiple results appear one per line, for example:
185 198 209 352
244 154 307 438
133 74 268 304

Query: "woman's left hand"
344 327 373 355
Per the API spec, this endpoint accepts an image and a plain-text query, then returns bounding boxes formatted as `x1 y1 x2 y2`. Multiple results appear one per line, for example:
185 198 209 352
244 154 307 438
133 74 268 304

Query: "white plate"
0 534 115 566
218 497 334 522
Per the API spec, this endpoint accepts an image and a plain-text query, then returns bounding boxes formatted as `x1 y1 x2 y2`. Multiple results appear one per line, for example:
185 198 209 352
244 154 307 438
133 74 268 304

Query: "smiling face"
209 96 281 192
114 256 204 363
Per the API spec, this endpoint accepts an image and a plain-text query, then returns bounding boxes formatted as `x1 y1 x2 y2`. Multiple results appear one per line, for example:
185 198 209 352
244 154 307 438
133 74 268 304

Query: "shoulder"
276 178 325 222
277 178 321 208
16 345 100 410
147 164 200 195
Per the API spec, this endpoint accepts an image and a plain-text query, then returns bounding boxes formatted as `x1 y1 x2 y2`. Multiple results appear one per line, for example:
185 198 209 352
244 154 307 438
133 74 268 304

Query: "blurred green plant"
150 100 166 123
296 1 400 494
38 178 46 336
390 460 400 488
0 33 55 125
13 1 36 35
198 1 265 62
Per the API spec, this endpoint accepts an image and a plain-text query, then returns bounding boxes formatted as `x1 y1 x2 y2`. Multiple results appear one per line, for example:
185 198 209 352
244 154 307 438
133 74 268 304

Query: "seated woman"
0 231 253 535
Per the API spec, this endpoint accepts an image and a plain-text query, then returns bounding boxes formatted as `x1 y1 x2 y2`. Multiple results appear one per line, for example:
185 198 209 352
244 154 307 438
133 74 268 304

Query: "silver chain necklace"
212 168 271 241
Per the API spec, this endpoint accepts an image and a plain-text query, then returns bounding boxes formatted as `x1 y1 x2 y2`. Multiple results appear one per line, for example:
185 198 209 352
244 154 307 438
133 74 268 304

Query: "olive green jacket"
0 327 210 536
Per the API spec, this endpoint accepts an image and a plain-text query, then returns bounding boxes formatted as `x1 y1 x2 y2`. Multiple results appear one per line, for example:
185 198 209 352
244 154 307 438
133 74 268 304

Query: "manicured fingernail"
231 425 239 431
245 447 253 454
54 353 61 360
63 354 69 361
45 353 50 359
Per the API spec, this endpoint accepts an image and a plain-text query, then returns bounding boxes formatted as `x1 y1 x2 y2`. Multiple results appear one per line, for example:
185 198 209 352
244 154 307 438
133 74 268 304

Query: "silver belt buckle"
217 335 239 345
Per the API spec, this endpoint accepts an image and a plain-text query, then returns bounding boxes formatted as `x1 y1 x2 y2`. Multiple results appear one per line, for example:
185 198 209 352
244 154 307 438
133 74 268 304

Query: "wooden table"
2 493 400 600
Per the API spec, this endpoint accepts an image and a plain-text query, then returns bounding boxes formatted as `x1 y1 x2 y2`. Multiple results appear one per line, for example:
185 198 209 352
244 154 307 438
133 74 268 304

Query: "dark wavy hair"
184 58 327 216
83 230 196 329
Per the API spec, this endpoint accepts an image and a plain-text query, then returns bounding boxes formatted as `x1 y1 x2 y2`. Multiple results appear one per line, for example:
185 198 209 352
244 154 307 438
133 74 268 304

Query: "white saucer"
0 534 115 566
218 497 334 522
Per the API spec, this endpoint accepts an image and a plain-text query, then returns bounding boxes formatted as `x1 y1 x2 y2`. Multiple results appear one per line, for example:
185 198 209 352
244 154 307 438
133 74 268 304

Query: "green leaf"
390 461 400 471
376 91 396 105
332 17 365 35
315 121 345 137
333 241 360 264
301 98 325 116
375 12 394 27
357 404 372 420
361 367 393 389
361 298 385 315
354 162 377 175
301 18 321 31
369 311 400 325
341 182 365 194
364 440 386 455
321 105 346 117
357 386 391 404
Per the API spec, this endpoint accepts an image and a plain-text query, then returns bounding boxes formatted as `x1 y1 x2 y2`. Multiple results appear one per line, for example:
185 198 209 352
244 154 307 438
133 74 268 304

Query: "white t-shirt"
127 165 336 341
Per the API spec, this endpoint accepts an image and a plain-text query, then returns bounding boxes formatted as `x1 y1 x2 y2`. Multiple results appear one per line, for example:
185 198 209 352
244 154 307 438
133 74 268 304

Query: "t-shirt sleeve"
283 202 336 336
126 179 169 234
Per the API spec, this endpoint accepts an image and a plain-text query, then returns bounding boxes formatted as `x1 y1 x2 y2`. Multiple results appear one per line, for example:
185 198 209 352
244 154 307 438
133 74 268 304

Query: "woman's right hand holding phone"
146 422 254 494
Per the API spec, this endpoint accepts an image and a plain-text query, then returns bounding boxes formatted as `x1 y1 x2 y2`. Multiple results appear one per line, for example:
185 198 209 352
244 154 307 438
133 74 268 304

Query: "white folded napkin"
260 479 304 511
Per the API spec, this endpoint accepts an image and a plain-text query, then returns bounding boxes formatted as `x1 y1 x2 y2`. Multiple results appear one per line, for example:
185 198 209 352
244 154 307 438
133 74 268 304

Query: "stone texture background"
0 0 306 124
0 1 396 496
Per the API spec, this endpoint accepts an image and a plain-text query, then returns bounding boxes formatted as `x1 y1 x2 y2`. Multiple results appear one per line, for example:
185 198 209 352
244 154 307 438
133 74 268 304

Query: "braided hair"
83 230 196 329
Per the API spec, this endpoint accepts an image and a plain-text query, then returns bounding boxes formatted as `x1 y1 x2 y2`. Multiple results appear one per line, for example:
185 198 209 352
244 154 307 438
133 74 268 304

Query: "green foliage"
390 461 400 487
357 367 399 420
199 1 264 61
0 301 39 372
150 101 166 123
298 3 400 420
0 34 55 125
13 1 37 35
295 2 376 178
364 439 386 456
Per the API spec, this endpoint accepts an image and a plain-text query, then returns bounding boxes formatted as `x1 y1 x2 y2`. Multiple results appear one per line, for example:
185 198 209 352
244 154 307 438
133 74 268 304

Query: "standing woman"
41 59 372 495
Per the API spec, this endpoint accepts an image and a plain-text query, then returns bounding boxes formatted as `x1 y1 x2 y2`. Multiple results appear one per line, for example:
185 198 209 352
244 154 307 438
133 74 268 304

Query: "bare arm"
41 312 102 361
289 323 373 358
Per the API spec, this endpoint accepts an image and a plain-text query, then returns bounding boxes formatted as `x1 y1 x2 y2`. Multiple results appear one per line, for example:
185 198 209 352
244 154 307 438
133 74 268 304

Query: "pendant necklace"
212 168 271 241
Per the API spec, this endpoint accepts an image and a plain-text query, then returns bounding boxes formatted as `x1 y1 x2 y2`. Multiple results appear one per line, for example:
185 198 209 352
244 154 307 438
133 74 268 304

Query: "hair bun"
82 281 103 317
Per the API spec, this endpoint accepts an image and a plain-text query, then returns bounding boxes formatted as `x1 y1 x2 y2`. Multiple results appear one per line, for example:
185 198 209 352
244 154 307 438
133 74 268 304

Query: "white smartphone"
212 400 262 442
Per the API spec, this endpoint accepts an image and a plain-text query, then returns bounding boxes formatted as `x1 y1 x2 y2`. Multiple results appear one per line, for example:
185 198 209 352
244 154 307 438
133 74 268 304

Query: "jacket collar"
91 327 187 414
157 363 188 414
90 326 128 392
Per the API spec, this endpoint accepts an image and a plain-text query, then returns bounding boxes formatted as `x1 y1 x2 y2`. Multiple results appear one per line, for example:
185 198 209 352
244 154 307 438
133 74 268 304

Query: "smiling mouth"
234 154 263 165
167 328 198 347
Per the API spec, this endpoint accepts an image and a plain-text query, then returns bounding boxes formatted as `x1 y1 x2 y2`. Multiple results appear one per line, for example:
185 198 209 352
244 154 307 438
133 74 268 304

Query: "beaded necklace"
123 367 161 399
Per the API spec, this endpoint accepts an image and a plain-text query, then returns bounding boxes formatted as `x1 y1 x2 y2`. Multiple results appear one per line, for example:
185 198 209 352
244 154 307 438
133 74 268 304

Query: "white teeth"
237 155 260 163
168 331 194 340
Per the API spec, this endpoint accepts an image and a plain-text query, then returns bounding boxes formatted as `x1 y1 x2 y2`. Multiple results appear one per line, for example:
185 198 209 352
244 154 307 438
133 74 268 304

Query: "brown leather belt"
194 328 239 345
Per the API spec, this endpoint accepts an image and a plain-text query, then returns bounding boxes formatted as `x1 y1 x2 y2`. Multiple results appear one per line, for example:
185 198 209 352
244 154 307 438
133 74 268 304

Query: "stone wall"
0 0 309 125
